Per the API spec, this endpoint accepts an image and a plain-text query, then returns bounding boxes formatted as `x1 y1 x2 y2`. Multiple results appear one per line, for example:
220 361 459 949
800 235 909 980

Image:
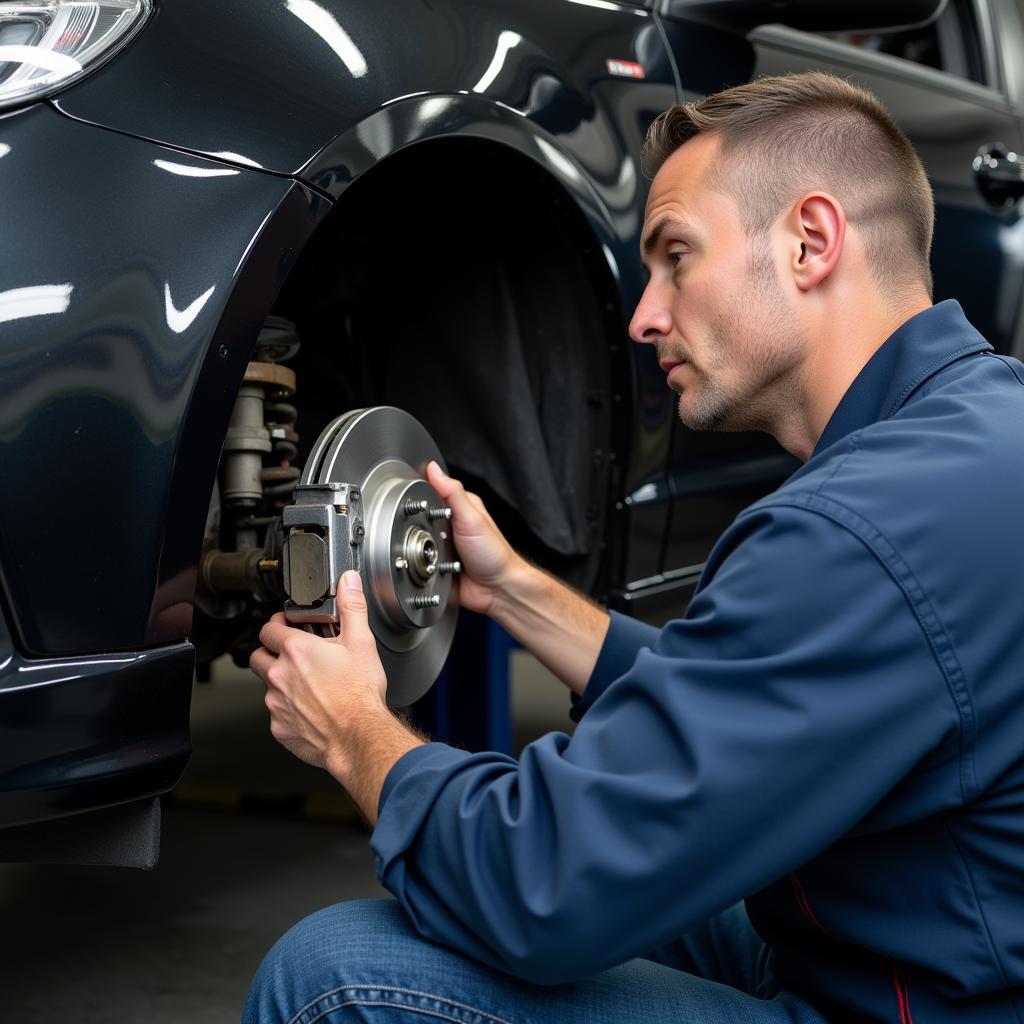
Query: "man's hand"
426 460 520 617
427 461 610 695
249 570 423 821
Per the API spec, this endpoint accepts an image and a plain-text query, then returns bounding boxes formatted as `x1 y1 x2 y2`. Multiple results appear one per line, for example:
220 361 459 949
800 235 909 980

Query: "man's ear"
788 192 845 292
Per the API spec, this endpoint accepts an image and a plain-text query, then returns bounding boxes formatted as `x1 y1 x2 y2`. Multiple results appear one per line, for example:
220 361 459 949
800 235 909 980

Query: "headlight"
0 0 151 111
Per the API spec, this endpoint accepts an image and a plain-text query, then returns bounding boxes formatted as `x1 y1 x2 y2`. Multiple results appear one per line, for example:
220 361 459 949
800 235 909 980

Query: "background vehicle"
2 0 1021 864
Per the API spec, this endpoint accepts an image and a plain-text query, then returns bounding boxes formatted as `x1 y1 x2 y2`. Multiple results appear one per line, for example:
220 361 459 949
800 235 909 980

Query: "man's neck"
772 293 932 461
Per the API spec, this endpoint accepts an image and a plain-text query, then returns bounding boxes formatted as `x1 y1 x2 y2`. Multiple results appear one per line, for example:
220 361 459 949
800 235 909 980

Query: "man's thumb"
337 570 372 644
426 460 456 499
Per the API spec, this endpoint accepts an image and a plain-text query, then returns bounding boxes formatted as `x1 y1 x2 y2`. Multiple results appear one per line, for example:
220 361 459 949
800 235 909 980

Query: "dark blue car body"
1 0 1022 856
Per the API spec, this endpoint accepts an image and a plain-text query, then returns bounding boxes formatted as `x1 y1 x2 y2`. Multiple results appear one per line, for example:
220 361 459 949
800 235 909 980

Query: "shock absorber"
201 318 301 603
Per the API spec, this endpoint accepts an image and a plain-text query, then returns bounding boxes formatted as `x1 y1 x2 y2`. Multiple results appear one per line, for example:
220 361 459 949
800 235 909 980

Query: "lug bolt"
395 556 409 570
438 561 461 575
413 594 441 608
404 499 429 516
428 507 452 520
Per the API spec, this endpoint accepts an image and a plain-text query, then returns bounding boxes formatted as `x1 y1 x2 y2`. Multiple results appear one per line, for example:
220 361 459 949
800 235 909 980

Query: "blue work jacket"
371 300 1024 1023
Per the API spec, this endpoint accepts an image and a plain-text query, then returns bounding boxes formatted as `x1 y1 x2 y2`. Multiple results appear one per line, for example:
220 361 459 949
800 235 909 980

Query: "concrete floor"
0 651 571 1024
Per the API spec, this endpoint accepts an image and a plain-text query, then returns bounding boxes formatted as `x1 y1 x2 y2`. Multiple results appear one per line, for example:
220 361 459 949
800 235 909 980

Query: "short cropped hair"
642 72 934 299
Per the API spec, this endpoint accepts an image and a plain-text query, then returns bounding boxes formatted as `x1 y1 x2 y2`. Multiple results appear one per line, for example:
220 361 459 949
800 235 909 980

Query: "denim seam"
289 985 515 1024
307 1000 493 1024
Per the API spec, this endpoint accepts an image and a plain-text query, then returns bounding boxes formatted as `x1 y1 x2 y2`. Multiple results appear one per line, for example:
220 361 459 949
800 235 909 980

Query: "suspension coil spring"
263 401 300 504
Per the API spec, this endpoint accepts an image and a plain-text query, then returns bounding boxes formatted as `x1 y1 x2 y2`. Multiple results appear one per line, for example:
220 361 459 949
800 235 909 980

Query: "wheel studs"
428 507 452 520
413 594 441 608
438 561 461 575
404 499 429 516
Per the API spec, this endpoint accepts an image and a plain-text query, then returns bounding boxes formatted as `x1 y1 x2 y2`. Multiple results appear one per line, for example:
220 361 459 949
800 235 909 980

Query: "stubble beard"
674 240 804 435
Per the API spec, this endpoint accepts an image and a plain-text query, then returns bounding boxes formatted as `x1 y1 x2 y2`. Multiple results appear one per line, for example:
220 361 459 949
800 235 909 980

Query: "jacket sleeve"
570 610 660 721
370 504 958 984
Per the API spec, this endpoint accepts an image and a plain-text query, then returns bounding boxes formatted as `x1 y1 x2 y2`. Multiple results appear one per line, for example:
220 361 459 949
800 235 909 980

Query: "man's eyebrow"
641 216 693 259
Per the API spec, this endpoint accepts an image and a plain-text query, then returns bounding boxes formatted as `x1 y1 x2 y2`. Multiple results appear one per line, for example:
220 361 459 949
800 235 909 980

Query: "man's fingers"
427 460 481 525
259 615 297 653
249 646 275 681
337 570 374 647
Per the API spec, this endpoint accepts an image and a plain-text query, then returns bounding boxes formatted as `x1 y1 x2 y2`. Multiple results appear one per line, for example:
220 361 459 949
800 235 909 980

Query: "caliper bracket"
281 482 364 624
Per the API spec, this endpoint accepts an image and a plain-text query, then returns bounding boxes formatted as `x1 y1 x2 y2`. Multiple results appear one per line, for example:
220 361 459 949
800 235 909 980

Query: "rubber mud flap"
0 797 160 869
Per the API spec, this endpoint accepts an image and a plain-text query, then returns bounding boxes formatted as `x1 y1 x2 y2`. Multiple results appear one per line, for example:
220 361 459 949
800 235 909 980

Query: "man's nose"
628 284 672 345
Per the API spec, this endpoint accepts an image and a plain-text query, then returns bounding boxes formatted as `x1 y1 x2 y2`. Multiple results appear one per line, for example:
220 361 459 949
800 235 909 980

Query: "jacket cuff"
372 742 507 882
376 741 461 819
570 610 659 722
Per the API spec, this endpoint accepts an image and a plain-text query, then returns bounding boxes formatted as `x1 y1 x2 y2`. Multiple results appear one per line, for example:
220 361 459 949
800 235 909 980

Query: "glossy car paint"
46 0 693 633
0 643 193 827
53 0 700 600
0 103 329 655
5 0 1024 832
1 0 683 827
0 102 328 826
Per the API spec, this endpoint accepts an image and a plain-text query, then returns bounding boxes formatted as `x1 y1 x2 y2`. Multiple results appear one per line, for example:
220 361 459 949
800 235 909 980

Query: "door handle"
973 143 1024 209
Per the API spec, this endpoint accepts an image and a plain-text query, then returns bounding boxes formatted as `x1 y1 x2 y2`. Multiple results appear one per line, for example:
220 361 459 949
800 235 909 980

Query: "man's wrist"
324 700 425 824
489 556 544 629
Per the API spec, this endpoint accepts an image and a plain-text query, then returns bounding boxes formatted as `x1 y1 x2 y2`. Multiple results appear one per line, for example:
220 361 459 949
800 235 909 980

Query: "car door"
989 0 1024 360
637 0 1024 623
749 0 1024 352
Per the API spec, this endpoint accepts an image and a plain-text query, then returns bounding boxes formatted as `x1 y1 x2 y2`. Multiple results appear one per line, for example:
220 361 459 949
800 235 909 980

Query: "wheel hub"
281 407 458 707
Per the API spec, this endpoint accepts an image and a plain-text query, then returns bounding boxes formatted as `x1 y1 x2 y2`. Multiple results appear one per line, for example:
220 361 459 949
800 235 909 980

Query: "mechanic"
245 71 1024 1023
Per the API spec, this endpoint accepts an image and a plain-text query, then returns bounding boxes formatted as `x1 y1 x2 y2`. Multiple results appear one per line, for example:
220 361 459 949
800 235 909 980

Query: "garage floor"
1 652 570 1024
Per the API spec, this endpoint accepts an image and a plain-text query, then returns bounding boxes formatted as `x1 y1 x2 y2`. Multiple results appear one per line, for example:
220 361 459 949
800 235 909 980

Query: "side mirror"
662 0 947 34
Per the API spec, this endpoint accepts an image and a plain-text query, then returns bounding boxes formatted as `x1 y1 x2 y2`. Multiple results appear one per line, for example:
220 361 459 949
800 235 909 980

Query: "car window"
818 0 986 84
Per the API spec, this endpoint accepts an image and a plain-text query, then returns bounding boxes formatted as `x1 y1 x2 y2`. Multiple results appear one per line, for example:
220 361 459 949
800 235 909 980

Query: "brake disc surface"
300 407 458 706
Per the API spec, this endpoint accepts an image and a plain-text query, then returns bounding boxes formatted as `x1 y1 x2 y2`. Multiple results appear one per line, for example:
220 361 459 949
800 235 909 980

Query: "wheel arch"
150 97 636 644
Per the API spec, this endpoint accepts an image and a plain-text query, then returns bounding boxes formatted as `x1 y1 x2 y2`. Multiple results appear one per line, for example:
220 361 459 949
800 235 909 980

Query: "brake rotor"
299 407 458 706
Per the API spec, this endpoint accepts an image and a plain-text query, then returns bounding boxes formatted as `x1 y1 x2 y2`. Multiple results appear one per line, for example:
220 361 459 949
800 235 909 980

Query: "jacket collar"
812 300 992 457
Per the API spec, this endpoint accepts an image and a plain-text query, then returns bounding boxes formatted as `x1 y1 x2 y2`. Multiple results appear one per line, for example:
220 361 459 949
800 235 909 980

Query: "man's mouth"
658 357 687 374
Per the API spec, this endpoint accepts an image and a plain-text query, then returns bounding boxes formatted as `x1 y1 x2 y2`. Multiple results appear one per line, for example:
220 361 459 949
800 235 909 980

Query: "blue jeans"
243 899 828 1024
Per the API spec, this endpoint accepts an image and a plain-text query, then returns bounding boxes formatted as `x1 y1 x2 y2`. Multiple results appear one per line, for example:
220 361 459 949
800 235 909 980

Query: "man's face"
630 134 806 433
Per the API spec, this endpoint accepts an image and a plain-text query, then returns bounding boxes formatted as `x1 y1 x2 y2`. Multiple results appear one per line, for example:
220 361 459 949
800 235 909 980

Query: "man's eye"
669 250 687 266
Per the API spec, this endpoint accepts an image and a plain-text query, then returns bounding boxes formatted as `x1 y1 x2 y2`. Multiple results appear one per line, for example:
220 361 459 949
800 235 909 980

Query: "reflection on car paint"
0 282 73 324
164 282 216 334
286 0 368 79
208 150 265 169
152 158 240 178
566 0 645 15
474 31 522 94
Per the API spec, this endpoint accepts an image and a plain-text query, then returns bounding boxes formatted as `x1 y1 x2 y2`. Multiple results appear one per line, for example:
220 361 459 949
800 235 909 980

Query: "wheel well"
270 136 629 596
